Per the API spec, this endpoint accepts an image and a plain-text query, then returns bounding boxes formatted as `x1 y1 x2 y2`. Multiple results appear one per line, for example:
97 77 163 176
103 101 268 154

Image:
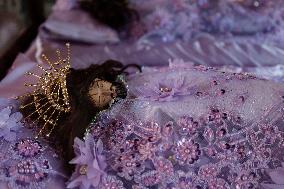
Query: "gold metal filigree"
17 43 72 138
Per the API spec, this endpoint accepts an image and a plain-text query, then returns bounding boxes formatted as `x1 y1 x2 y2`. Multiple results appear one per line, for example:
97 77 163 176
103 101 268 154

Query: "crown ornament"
17 43 72 138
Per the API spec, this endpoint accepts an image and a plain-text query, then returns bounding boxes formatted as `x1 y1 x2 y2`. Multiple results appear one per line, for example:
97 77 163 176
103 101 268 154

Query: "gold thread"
18 43 72 137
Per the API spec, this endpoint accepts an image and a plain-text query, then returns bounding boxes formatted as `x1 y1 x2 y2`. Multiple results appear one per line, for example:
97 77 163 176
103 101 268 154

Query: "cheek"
92 94 113 108
90 94 100 105
102 95 113 105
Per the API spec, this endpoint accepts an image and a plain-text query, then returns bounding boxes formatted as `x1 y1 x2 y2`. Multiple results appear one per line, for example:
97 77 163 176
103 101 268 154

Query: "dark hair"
79 0 139 30
20 60 141 173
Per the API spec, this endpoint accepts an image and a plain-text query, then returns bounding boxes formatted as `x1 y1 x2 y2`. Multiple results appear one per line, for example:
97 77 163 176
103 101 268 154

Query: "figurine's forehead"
89 79 114 88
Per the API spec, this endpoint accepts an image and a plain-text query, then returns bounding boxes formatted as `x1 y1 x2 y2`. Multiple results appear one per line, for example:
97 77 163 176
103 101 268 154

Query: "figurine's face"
88 78 117 108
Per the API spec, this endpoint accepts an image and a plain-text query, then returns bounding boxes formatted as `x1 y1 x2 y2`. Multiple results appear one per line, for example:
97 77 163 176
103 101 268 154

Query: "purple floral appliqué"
0 106 22 141
134 76 191 101
67 135 107 189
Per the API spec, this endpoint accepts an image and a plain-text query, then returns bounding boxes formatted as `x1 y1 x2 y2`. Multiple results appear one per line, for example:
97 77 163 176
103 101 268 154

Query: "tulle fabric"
68 63 284 189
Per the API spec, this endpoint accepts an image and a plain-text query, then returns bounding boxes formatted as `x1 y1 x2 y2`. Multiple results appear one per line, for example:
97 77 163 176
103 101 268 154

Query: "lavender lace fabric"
0 99 67 189
68 64 284 189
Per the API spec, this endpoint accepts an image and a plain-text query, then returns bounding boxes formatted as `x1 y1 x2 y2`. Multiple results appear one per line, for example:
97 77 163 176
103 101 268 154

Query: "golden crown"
18 43 72 137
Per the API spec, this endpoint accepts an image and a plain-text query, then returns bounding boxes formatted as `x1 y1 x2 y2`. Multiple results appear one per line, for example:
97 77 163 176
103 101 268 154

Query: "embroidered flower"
206 108 224 125
198 164 218 180
134 76 191 101
153 157 174 182
67 135 107 189
135 170 161 187
113 150 144 180
7 159 49 186
173 138 201 165
15 139 42 157
90 119 129 151
232 169 259 189
177 116 199 136
0 106 22 141
137 139 157 160
99 175 125 189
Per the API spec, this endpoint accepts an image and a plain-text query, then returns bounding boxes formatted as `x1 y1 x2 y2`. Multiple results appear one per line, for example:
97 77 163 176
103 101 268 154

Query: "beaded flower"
15 139 43 158
173 138 201 165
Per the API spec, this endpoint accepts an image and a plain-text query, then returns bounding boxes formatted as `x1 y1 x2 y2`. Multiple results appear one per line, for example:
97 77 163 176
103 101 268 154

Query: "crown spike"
24 100 50 119
42 54 57 71
46 111 61 137
37 64 50 73
54 49 62 65
38 108 58 137
19 95 47 109
26 72 41 78
24 83 38 87
66 43 71 64
34 104 54 124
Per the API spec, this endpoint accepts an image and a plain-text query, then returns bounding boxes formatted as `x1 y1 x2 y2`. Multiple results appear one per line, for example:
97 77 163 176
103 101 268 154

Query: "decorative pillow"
40 10 120 44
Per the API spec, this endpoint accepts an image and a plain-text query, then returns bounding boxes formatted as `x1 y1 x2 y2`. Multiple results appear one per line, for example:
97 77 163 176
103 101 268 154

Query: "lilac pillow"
40 10 120 44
